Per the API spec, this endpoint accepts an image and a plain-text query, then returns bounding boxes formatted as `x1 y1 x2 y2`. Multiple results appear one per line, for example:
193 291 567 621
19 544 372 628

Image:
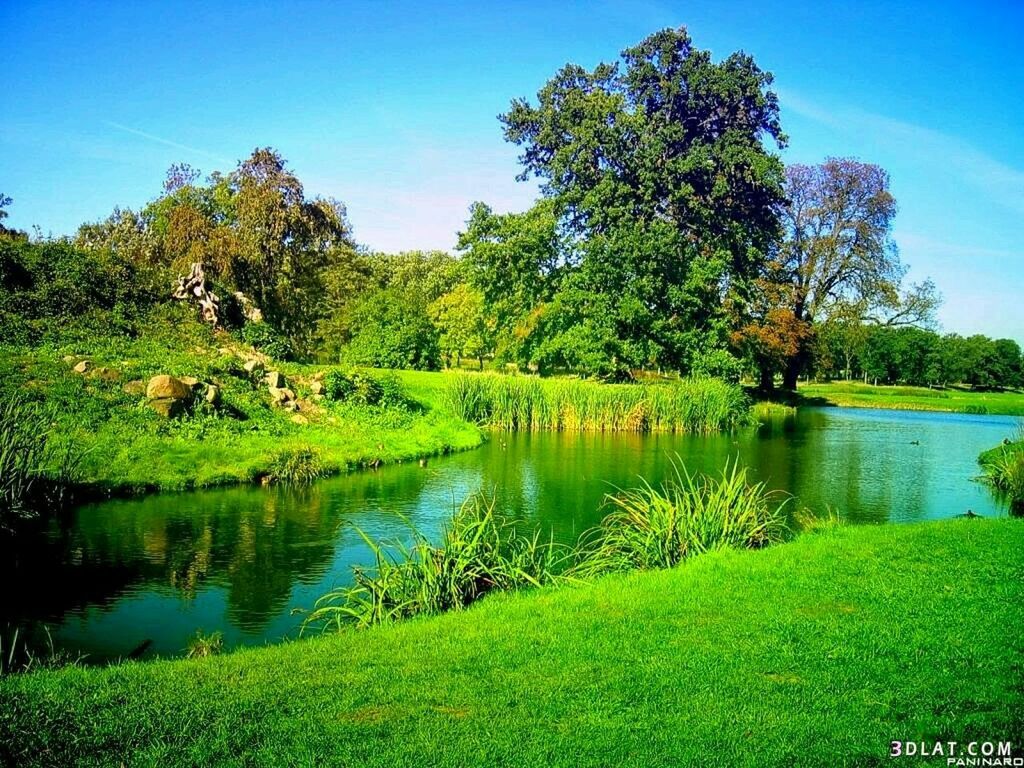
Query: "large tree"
497 26 786 374
772 158 938 389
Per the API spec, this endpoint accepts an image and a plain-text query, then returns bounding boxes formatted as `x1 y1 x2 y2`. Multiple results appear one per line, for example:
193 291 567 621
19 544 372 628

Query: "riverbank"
796 381 1024 416
2 518 1020 766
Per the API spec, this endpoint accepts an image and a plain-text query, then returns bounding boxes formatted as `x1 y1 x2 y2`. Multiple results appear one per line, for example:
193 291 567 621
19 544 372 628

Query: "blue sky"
2 0 1022 341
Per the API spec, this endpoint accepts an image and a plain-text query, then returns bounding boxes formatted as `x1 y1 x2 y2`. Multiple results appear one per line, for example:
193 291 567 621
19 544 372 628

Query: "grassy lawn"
798 381 1024 416
2 519 1021 767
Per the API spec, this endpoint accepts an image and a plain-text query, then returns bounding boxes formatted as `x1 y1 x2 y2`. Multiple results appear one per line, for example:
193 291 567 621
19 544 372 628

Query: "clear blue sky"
2 1 1022 341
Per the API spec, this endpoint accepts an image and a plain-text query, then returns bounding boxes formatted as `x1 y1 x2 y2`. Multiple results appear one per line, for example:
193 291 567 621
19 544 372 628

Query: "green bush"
241 321 293 361
323 368 407 409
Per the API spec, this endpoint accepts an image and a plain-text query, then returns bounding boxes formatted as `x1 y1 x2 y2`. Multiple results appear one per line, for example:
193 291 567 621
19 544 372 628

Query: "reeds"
444 373 750 434
0 394 77 525
307 458 791 631
572 457 789 576
267 446 327 485
303 491 572 630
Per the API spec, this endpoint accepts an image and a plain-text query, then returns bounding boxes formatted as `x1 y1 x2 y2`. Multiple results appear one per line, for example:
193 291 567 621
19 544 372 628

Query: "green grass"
799 381 1024 416
444 372 751 433
0 334 483 494
1 519 1021 766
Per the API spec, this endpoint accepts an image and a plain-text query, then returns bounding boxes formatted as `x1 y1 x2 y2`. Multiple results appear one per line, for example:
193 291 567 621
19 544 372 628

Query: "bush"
267 447 326 485
322 369 406 409
241 321 293 361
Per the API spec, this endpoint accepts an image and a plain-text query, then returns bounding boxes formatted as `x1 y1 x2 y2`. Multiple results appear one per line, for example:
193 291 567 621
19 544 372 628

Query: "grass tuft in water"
303 491 572 630
185 630 224 659
979 427 1024 506
572 457 789 577
443 373 750 434
267 446 327 485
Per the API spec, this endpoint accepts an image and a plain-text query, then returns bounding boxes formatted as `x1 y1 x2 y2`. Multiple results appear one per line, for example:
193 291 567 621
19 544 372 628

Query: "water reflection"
1 407 1016 661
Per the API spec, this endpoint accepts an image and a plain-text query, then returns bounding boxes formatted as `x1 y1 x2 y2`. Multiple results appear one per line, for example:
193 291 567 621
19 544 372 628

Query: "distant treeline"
814 324 1022 390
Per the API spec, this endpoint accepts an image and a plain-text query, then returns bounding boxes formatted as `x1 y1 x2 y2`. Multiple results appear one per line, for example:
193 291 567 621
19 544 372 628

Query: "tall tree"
498 26 786 374
774 158 938 389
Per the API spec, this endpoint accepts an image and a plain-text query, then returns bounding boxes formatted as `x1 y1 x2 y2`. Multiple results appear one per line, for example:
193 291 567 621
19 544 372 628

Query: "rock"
265 371 286 388
290 414 308 425
148 398 184 418
122 380 146 396
268 386 295 405
243 359 264 376
284 401 300 412
62 355 76 363
73 360 91 374
309 380 326 396
204 384 221 405
178 376 202 391
146 374 192 401
93 366 120 382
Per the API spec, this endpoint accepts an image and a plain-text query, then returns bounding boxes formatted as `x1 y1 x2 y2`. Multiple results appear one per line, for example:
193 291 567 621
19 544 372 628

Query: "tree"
498 26 786 374
428 283 491 369
344 286 441 371
774 158 938 389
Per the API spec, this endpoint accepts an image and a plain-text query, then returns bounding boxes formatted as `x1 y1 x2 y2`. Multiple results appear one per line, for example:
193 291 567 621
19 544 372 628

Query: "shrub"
185 630 224 659
241 321 293 361
979 435 1024 505
323 368 406 409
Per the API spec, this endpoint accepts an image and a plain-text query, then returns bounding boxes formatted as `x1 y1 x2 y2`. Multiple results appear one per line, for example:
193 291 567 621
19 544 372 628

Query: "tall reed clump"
572 457 789 577
303 491 571 630
0 394 76 526
443 373 750 434
979 431 1024 506
267 446 327 485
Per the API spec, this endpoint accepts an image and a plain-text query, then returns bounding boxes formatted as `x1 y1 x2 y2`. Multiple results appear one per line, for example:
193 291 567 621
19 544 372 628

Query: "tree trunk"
759 365 774 393
782 356 801 391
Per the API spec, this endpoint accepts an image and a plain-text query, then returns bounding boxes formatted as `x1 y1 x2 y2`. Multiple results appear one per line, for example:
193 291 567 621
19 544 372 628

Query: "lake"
2 407 1018 662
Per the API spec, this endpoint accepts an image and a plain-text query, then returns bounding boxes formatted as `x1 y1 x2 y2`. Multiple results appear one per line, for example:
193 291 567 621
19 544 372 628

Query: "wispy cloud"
779 89 1024 216
104 121 230 165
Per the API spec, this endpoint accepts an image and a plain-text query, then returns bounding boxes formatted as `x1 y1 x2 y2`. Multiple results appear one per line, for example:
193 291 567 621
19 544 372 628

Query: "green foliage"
267 447 327 485
428 283 491 367
240 321 293 361
344 286 441 370
573 458 788 576
322 369 407 409
443 373 750 433
496 27 786 373
304 491 570 629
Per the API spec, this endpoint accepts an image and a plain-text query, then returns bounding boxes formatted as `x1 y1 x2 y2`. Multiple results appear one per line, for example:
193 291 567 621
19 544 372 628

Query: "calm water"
2 407 1017 662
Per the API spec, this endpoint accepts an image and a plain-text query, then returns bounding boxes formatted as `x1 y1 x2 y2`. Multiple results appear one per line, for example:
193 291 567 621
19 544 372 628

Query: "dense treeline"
1 26 1019 390
814 324 1023 389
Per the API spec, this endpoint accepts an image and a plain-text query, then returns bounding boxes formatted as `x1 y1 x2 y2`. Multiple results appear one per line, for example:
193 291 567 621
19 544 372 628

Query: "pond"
2 407 1017 663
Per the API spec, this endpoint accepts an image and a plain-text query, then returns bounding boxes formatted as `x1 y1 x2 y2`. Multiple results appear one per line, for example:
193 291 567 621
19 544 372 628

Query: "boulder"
265 371 286 388
268 386 295 405
146 374 192 401
290 414 308 425
243 359 264 376
178 376 202 391
204 384 221 406
122 379 146 396
62 355 76 363
149 398 184 418
309 380 326 396
73 360 91 374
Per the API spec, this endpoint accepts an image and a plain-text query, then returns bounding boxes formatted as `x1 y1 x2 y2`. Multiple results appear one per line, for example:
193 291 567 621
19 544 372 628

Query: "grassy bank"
1 519 1020 766
444 372 750 433
0 332 482 494
798 381 1024 416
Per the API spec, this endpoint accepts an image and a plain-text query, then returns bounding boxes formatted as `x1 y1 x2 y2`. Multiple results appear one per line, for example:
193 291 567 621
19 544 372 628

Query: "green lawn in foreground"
3 519 1021 767
799 381 1024 416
